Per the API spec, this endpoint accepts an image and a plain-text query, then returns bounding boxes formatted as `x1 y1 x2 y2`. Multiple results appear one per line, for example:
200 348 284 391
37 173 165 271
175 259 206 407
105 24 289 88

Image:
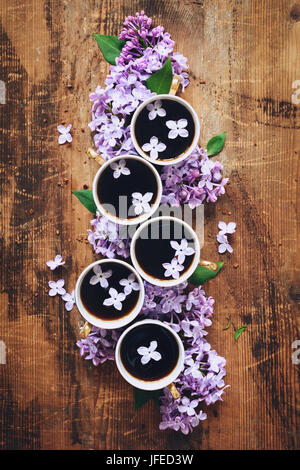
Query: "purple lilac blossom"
76 327 120 366
80 10 228 435
77 279 228 434
87 212 131 259
161 147 229 209
89 11 189 160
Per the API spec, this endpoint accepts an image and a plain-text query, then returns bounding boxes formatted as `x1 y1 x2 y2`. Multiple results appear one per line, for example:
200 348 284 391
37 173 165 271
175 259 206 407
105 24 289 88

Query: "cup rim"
92 154 163 226
115 319 185 391
130 215 200 287
130 94 200 166
75 259 145 329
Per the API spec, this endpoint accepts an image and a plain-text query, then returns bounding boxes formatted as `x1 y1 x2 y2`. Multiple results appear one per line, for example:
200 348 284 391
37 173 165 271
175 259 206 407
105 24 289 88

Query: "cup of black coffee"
115 319 185 391
75 259 145 329
130 216 200 287
92 154 162 225
130 95 200 166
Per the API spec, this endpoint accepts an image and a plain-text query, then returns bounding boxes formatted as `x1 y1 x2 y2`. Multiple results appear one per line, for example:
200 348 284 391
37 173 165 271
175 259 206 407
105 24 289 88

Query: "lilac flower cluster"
76 326 120 366
161 146 229 208
77 281 227 434
89 11 189 159
87 212 131 258
142 283 227 434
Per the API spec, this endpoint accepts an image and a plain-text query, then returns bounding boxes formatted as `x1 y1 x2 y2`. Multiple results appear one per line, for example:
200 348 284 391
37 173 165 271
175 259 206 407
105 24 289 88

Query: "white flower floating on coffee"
163 239 195 279
119 273 140 295
89 265 112 288
166 119 189 139
132 192 153 215
162 258 185 280
137 340 162 365
170 239 195 264
103 287 126 311
109 159 131 179
142 136 166 159
146 100 166 121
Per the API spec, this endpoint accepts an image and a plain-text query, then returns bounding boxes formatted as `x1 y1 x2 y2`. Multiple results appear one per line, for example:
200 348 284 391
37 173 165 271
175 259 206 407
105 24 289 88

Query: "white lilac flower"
119 273 140 295
46 254 65 271
146 100 166 120
218 221 236 235
217 233 233 254
137 340 162 365
132 192 153 215
178 397 199 416
184 357 203 379
48 279 66 297
89 265 112 288
110 159 131 179
142 136 166 159
170 239 195 264
57 124 72 144
103 288 126 311
62 290 75 311
166 119 188 139
162 258 184 280
156 42 174 57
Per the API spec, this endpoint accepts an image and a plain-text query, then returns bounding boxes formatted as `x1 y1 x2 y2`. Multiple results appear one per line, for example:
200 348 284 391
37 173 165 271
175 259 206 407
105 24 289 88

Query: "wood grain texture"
0 0 299 450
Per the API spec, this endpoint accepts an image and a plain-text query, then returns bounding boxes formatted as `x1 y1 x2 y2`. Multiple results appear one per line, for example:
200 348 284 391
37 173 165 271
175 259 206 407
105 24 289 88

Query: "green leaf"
234 325 247 341
134 387 163 411
188 262 224 286
207 132 226 156
72 190 97 214
146 56 173 94
223 317 231 331
93 34 126 65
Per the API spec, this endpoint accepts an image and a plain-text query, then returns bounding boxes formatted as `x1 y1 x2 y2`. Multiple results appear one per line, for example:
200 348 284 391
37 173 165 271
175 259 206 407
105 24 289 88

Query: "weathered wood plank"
0 0 299 450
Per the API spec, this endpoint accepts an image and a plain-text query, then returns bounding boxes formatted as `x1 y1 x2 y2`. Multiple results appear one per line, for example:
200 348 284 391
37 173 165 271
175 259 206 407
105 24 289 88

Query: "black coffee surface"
97 158 158 219
134 219 196 280
120 323 179 381
80 262 140 321
135 98 195 161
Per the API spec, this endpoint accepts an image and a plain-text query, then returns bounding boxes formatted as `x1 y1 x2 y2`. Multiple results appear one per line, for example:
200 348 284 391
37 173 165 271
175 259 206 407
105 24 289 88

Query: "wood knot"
289 285 300 302
290 3 300 21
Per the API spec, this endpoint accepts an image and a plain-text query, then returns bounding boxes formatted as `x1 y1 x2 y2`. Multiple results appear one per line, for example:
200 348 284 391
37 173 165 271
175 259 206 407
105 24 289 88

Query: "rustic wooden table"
0 0 299 450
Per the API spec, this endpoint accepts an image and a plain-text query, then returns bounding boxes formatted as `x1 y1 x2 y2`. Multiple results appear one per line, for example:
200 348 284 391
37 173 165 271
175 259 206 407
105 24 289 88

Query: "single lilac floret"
217 233 233 254
46 254 65 270
48 279 66 297
132 192 153 215
110 159 131 179
137 340 162 365
57 124 72 144
103 287 126 311
170 239 195 264
142 136 166 159
62 290 75 311
89 265 112 288
166 119 188 139
178 397 199 416
119 273 140 295
162 258 184 279
218 221 236 235
146 100 166 120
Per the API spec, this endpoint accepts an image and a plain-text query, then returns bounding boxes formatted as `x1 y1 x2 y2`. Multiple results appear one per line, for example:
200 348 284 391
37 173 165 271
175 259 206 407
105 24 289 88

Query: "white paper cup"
130 94 200 166
130 215 200 287
115 319 185 391
92 154 162 226
75 259 145 329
